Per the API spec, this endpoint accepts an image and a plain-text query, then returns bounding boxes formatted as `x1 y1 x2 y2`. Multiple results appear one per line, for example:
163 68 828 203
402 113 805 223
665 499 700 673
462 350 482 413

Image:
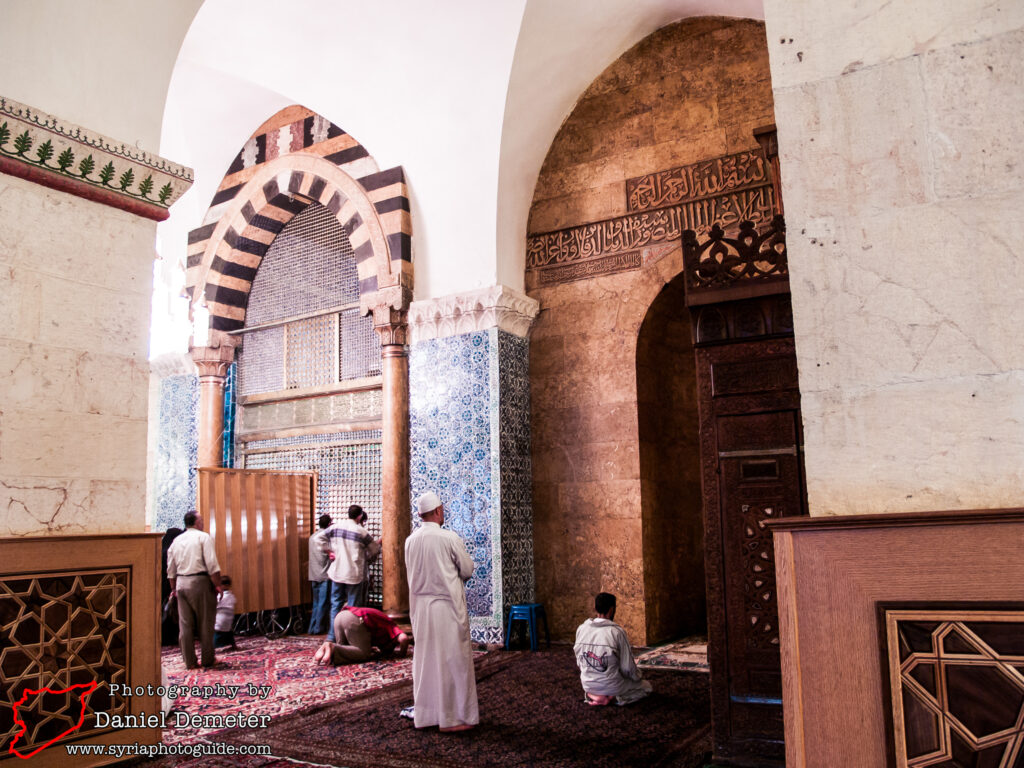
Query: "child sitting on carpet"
214 575 238 650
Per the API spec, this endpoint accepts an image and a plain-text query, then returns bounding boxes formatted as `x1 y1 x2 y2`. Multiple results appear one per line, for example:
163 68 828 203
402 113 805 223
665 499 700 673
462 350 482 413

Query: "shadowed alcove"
636 272 705 644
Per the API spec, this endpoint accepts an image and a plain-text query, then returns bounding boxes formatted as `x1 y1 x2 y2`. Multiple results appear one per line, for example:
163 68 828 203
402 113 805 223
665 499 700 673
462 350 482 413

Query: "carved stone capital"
150 352 197 378
0 96 193 221
360 283 413 317
190 336 239 381
407 284 541 343
372 306 409 347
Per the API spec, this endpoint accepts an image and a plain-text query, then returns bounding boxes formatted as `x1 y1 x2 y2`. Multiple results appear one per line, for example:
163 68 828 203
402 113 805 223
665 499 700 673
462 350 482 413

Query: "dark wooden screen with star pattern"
0 534 162 765
884 609 1024 768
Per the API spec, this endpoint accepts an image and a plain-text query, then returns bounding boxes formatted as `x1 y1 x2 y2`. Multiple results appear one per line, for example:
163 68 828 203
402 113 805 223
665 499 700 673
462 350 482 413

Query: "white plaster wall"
0 0 201 153
0 174 157 535
763 0 1024 514
158 0 527 305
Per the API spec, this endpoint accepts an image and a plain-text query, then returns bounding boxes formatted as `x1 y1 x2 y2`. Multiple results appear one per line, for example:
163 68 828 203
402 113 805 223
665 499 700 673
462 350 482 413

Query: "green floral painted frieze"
0 96 192 210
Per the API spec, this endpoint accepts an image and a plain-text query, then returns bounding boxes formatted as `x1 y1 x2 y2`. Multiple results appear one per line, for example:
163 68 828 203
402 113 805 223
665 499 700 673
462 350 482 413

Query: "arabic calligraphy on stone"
626 150 768 212
527 186 774 269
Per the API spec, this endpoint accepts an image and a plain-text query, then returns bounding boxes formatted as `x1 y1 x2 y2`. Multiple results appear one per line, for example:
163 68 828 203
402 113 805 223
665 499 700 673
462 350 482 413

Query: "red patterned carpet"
142 644 712 768
159 634 417 746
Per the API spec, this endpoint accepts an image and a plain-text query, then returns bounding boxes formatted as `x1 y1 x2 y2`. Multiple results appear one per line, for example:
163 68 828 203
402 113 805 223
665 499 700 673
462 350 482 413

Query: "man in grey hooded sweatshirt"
573 592 652 706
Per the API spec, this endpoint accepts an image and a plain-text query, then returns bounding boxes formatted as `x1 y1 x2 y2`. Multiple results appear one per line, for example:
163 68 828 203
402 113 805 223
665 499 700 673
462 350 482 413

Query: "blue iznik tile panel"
409 329 535 646
222 362 236 468
498 331 535 614
153 374 198 532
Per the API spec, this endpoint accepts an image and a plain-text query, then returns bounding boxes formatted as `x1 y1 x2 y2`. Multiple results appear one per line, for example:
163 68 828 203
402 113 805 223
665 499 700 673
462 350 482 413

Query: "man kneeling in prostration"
313 605 410 665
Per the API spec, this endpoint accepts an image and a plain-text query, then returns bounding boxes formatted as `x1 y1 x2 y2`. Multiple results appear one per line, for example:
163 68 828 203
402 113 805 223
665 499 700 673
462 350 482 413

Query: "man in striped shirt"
325 505 380 642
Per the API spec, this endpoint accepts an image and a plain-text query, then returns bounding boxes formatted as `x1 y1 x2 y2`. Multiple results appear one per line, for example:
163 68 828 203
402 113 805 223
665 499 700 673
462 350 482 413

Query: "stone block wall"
529 17 775 235
1 173 157 535
527 18 775 644
763 0 1024 514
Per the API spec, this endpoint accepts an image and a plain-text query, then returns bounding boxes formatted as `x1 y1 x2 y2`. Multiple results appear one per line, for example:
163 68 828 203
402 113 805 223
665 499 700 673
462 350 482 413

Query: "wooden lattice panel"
885 609 1024 768
0 535 161 766
0 570 131 756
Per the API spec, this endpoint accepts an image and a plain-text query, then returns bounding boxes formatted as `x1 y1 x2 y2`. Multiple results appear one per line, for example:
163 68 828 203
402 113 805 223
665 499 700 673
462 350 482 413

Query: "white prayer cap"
416 491 442 516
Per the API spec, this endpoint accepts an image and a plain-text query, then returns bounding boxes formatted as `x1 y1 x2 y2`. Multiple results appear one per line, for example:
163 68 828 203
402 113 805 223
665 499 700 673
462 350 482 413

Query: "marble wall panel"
0 174 156 535
764 0 1024 514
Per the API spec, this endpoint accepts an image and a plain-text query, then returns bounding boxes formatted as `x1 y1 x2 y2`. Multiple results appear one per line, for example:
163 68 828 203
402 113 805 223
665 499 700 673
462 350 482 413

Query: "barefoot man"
313 605 409 665
405 491 478 732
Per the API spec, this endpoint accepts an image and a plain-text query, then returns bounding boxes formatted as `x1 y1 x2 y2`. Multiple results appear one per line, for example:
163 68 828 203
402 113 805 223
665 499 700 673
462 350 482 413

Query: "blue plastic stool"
505 603 550 651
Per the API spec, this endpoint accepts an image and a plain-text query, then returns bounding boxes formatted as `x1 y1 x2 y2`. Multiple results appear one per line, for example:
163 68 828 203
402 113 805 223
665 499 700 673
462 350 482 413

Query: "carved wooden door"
719 411 802 731
696 335 806 766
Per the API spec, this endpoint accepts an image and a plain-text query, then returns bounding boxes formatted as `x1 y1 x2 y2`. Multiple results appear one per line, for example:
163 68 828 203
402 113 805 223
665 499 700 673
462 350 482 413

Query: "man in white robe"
405 491 478 731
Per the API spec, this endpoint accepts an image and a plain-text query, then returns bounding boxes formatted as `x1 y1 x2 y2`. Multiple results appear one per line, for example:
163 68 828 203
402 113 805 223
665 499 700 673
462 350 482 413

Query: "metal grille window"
286 314 337 388
237 202 380 396
244 436 384 605
234 202 385 606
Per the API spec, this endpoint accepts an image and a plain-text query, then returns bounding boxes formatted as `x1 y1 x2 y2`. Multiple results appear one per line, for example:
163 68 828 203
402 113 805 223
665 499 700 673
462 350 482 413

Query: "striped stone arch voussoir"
187 153 412 333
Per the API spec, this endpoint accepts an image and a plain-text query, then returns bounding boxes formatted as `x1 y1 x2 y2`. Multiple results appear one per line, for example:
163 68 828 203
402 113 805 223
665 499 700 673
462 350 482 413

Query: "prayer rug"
636 636 709 673
159 634 415 745
206 648 712 768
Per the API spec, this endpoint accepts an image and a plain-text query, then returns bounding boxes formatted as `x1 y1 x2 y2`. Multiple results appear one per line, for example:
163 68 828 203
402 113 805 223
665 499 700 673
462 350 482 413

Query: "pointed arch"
185 107 412 331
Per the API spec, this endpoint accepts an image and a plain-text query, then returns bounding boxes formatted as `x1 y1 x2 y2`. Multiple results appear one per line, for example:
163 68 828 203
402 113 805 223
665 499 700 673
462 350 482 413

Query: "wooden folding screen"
198 468 315 614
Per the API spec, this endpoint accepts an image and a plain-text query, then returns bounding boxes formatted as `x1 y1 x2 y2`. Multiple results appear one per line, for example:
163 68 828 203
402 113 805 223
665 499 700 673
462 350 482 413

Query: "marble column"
191 340 237 469
374 307 411 617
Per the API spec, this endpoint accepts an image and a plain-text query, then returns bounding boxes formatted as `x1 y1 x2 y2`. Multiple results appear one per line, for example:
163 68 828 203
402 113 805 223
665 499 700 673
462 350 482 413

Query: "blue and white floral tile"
153 374 198 532
409 328 536 645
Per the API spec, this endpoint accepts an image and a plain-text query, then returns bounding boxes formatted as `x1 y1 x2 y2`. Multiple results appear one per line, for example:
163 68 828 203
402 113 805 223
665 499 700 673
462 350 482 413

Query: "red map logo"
8 681 99 759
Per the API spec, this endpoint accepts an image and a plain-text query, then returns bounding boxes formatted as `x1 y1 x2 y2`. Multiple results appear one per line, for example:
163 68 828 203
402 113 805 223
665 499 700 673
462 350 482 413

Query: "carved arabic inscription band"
536 251 643 286
625 149 770 213
526 185 775 270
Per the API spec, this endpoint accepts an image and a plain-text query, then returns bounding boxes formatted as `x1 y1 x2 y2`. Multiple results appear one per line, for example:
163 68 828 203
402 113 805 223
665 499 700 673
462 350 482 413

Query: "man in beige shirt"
167 511 223 669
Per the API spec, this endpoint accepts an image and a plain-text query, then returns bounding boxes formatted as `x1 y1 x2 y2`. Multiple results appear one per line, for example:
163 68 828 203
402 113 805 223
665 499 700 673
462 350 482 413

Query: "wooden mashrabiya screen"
0 534 162 767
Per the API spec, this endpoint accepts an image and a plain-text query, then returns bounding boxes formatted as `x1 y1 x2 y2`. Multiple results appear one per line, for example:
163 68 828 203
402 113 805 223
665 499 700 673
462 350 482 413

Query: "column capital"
407 284 541 343
190 335 239 380
372 305 409 348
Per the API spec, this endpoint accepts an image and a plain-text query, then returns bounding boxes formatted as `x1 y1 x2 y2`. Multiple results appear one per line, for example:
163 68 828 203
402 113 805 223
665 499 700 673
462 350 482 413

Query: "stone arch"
635 270 704 643
185 107 415 615
191 154 411 331
185 106 412 331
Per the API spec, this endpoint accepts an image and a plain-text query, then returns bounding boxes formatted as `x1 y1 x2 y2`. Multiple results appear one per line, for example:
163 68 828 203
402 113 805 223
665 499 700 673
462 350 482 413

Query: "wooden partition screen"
771 509 1024 768
198 468 316 615
0 534 162 767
